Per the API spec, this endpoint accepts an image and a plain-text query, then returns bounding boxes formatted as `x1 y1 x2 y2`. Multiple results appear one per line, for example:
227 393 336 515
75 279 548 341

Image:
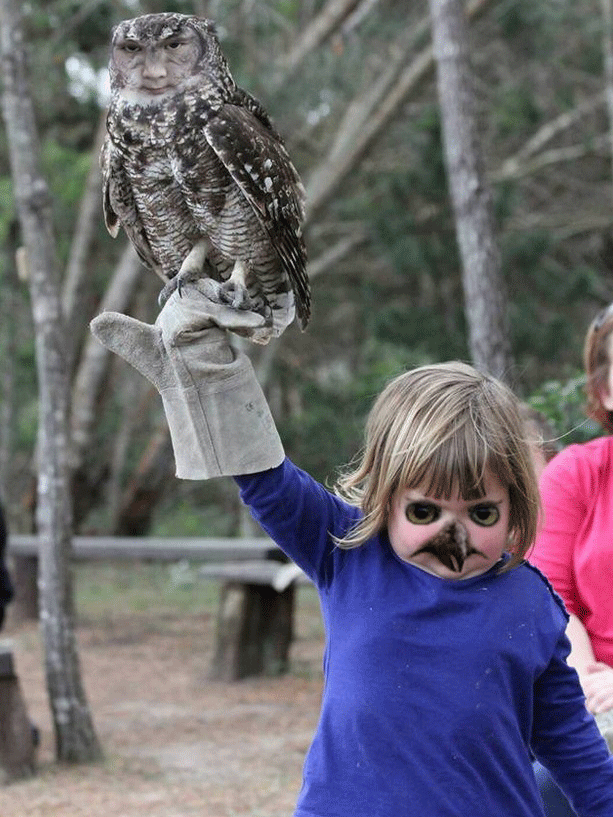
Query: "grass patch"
73 561 219 621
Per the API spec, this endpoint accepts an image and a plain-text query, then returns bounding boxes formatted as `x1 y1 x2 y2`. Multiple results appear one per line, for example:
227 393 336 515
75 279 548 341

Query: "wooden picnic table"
7 535 309 681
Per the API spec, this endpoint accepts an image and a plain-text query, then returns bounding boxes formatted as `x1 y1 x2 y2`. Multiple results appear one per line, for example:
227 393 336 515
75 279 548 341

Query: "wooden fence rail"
6 535 282 624
7 535 281 562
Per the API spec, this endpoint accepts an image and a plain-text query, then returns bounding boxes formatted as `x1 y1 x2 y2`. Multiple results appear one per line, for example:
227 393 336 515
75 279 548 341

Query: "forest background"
1 0 611 541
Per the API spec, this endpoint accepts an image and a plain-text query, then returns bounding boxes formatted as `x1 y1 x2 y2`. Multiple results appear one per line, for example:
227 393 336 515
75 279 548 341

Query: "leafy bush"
527 372 603 448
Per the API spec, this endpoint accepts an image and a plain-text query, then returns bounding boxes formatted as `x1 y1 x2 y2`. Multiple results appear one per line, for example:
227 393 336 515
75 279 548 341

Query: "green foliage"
280 339 435 486
527 373 603 447
494 85 541 137
151 492 237 537
495 0 579 55
359 105 469 365
0 177 15 242
42 139 92 255
74 562 218 622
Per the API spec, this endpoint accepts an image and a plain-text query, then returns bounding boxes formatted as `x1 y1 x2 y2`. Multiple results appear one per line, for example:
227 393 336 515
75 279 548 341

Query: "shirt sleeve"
235 458 360 585
530 446 591 617
531 631 613 815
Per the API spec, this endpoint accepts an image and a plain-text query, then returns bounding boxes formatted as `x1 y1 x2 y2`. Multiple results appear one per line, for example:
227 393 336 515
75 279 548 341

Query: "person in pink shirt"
531 302 613 815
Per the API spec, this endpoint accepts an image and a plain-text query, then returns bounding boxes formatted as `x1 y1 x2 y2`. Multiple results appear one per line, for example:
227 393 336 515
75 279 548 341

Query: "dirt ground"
0 587 324 817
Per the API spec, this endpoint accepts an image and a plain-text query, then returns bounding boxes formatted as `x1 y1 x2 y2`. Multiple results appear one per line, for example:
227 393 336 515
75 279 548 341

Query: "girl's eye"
122 42 141 53
166 41 182 49
405 502 440 525
469 504 500 527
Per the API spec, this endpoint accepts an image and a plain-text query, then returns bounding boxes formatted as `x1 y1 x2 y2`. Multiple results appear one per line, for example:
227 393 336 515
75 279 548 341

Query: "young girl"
91 292 613 817
234 361 613 817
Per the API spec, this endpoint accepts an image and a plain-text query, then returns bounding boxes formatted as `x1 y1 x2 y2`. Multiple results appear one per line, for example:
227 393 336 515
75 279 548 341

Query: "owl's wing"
203 104 310 329
100 136 163 277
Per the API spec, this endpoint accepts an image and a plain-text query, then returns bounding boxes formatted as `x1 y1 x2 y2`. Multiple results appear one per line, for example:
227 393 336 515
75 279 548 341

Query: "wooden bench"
7 535 281 620
199 560 310 681
8 534 280 562
0 641 36 784
7 535 312 681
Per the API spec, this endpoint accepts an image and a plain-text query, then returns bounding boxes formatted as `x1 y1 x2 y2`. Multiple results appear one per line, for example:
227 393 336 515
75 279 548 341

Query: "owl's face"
387 469 510 579
109 13 229 105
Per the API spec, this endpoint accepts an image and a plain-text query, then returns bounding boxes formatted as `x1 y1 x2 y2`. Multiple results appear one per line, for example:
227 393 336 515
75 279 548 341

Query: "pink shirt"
530 435 613 666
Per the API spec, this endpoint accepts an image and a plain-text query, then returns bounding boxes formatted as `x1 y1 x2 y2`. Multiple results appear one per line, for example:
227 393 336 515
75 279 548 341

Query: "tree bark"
0 0 102 763
602 0 613 203
0 224 19 499
427 0 512 380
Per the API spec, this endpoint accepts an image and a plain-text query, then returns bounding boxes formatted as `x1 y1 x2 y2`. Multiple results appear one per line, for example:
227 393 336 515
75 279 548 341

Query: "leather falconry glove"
90 280 285 480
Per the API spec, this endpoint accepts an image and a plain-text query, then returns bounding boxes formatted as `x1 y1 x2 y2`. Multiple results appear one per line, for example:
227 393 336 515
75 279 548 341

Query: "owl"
101 12 310 343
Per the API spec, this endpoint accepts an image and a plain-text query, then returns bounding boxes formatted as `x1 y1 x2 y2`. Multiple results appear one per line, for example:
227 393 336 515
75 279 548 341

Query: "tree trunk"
0 223 19 500
602 0 613 202
427 0 512 381
0 0 102 763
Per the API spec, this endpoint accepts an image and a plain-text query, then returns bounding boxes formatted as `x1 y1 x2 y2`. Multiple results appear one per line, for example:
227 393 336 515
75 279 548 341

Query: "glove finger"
90 312 170 389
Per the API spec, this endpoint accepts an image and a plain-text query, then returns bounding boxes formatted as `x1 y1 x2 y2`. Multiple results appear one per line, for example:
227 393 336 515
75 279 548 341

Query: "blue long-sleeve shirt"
236 458 613 817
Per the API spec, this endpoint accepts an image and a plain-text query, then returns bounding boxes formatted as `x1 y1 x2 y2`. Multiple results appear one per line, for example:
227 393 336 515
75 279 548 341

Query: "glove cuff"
161 348 284 479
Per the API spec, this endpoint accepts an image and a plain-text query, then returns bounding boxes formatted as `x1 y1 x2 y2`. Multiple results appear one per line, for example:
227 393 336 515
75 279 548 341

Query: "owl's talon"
158 278 178 306
198 278 254 311
159 268 205 306
219 280 254 311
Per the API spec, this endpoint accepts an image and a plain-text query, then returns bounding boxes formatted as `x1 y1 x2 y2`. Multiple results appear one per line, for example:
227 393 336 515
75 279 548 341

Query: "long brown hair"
583 303 613 433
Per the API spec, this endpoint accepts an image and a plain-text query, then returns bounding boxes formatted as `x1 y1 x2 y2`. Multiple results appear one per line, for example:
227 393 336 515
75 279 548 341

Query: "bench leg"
210 582 295 681
9 555 38 623
0 649 36 783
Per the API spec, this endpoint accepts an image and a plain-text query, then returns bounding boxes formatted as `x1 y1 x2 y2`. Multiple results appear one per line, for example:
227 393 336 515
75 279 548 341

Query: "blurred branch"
601 0 613 203
49 0 108 48
273 0 363 87
308 231 368 278
495 93 604 179
305 0 495 222
492 135 610 182
62 110 107 368
341 0 383 35
70 244 143 473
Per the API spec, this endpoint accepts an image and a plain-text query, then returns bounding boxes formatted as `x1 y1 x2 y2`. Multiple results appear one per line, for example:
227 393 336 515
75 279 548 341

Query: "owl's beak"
413 522 485 573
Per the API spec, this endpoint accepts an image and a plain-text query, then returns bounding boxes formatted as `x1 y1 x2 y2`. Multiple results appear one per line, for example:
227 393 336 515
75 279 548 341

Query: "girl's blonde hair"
334 361 540 571
584 303 613 433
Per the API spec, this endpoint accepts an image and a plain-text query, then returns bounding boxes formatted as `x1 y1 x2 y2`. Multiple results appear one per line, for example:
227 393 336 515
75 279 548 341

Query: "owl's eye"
122 42 141 53
469 504 500 527
405 502 441 525
165 40 183 50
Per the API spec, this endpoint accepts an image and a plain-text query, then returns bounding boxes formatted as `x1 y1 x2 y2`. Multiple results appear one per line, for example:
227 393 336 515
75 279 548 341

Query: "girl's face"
387 469 511 580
